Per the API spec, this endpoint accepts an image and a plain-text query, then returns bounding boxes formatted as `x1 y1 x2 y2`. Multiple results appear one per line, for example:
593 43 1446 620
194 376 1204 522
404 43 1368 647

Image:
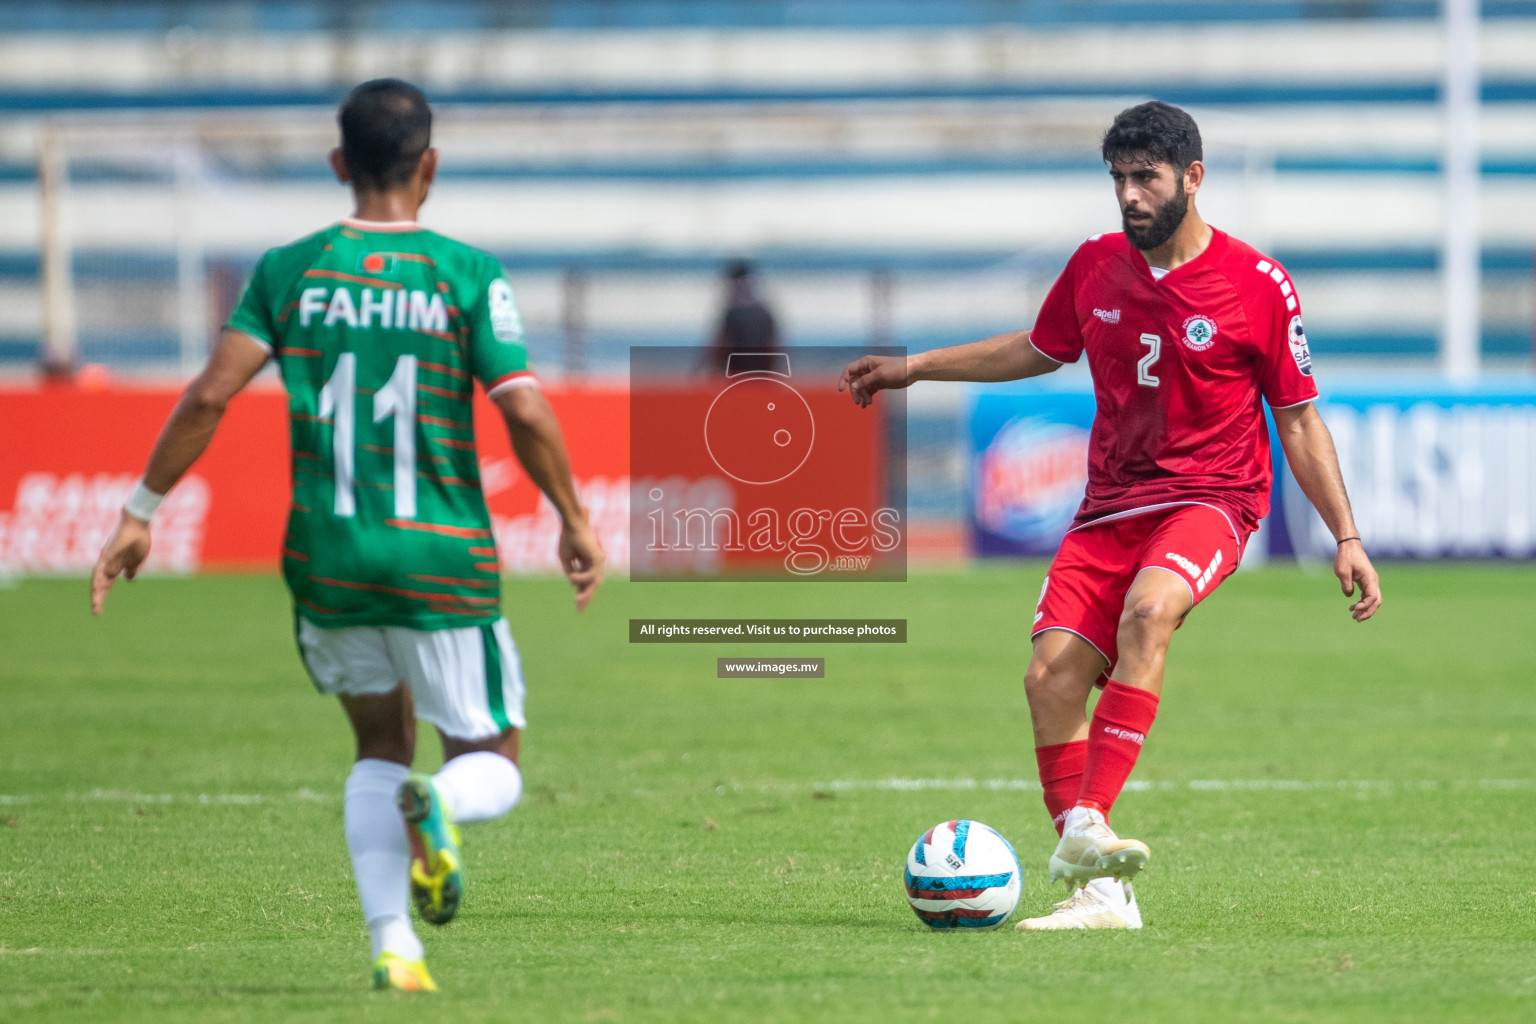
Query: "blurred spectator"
704 260 778 374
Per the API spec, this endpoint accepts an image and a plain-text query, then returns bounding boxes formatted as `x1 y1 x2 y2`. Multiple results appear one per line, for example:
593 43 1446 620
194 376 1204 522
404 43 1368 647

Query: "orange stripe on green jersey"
420 414 471 430
298 596 344 615
426 603 491 618
418 474 478 488
408 574 498 589
420 360 467 379
301 268 404 290
226 220 528 630
385 518 493 539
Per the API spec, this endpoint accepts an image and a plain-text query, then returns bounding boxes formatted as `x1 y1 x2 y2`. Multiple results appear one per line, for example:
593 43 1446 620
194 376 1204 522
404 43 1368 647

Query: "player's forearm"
908 330 1059 383
139 381 230 494
138 330 270 497
496 389 586 524
1278 408 1359 542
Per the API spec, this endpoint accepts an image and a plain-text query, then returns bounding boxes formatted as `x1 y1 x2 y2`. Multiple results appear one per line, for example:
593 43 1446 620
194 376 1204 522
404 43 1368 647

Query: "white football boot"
1047 806 1150 886
1015 876 1143 931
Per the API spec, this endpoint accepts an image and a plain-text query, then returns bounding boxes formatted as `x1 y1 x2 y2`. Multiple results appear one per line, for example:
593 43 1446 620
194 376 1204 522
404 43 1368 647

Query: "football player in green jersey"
90 79 604 993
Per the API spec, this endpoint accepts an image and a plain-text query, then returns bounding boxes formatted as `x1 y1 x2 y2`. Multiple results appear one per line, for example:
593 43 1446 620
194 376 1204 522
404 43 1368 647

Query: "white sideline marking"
0 789 331 806
711 778 1536 796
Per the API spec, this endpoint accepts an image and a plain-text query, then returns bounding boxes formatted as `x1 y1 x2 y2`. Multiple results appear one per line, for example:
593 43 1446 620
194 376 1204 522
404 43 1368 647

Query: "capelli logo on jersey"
1093 308 1121 324
1165 548 1224 592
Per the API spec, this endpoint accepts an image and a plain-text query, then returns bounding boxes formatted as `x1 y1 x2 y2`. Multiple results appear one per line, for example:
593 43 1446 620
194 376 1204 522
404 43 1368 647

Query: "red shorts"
1031 504 1247 670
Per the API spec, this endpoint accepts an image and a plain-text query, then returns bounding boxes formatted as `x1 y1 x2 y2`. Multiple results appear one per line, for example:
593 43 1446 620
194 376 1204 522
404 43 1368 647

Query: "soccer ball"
904 819 1022 930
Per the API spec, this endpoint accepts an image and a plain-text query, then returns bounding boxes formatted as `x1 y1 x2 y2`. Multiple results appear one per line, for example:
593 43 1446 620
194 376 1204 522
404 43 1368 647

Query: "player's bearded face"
1118 166 1190 251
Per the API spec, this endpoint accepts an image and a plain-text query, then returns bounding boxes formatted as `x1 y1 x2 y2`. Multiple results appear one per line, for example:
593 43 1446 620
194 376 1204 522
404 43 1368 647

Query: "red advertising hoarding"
0 381 630 576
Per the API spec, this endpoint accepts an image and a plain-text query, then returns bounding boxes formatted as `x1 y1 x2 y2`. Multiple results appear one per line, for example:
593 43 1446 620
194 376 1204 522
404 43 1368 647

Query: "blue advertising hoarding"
968 376 1536 560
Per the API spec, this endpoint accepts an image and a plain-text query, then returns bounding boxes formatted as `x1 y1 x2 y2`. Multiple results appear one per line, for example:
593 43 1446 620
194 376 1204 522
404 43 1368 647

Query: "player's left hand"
559 515 604 612
90 511 152 615
1333 539 1381 622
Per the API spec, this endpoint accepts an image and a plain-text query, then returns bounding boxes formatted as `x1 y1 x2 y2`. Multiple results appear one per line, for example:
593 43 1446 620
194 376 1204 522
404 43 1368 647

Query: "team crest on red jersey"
1181 315 1218 352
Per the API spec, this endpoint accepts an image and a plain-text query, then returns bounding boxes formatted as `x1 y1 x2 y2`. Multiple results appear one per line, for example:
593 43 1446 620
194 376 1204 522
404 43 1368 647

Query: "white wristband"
123 481 165 522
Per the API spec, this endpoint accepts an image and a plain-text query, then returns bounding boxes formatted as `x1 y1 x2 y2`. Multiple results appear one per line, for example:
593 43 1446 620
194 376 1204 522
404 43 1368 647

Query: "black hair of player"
1100 101 1203 174
338 79 432 192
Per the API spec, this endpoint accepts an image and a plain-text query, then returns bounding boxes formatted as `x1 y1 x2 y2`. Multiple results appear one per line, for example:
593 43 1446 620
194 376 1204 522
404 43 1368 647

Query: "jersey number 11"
317 352 419 519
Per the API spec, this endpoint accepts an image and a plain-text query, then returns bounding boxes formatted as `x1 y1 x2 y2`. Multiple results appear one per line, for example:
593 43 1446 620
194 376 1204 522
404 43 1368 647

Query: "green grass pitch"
2 563 1534 1023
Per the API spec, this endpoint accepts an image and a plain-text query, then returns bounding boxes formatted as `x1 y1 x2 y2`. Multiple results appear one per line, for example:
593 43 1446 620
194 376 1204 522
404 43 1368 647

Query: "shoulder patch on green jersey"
488 278 523 343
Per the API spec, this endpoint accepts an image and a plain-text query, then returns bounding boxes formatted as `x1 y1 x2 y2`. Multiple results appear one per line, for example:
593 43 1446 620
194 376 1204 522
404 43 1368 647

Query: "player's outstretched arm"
492 385 604 611
1272 402 1382 622
90 329 271 615
837 330 1060 407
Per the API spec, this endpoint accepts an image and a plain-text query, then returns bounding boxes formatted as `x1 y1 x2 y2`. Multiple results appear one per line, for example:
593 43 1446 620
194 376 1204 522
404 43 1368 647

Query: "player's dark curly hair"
338 79 432 191
1101 101 1203 172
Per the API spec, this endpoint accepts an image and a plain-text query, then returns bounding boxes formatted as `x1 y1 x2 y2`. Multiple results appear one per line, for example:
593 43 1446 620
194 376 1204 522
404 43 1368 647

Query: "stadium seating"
0 1 1532 372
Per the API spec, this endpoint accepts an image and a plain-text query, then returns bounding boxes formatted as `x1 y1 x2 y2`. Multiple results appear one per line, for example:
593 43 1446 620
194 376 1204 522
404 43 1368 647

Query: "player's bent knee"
1117 599 1179 647
1023 660 1082 709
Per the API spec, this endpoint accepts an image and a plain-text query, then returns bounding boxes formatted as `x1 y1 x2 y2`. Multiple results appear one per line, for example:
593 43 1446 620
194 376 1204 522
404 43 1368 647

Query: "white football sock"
432 751 522 824
1084 875 1129 905
344 758 423 962
1062 805 1109 834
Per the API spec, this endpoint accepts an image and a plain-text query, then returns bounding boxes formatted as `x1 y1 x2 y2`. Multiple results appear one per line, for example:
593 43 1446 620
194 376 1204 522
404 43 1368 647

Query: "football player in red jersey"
839 101 1381 930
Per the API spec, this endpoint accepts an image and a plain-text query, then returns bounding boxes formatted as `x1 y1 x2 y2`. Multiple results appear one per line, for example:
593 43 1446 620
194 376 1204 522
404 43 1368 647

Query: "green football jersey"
226 218 533 631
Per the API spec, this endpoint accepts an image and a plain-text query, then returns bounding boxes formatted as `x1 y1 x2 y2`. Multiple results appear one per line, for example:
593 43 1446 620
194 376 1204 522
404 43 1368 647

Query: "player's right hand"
837 355 909 408
559 516 604 612
1334 539 1382 622
90 511 152 616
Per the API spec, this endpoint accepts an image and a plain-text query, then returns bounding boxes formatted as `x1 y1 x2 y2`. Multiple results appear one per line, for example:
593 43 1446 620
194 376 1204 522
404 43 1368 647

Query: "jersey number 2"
317 352 418 519
1137 332 1161 388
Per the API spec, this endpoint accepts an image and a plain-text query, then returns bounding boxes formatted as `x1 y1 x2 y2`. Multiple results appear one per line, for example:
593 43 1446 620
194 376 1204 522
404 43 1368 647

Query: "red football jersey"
1028 228 1318 538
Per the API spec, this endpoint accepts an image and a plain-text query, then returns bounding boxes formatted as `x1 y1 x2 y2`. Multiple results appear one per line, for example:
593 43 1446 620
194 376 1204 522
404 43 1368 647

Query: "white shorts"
296 617 527 740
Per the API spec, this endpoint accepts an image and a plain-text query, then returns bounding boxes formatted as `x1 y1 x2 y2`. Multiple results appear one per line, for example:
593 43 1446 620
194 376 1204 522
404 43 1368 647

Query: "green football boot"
372 952 438 992
397 774 463 926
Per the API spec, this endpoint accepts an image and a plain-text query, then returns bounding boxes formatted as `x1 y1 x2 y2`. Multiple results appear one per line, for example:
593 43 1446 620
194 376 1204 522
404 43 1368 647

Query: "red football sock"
1075 681 1160 819
1034 740 1087 836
